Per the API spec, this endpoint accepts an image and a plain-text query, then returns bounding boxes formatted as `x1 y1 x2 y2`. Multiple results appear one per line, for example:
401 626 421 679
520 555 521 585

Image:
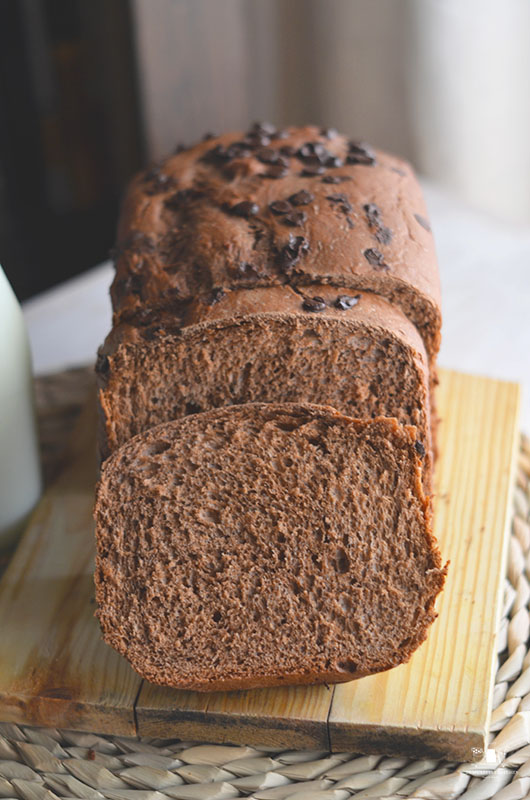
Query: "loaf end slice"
94 403 446 691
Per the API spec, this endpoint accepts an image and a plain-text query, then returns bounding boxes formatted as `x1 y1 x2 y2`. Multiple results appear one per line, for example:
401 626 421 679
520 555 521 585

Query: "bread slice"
97 286 433 489
111 124 441 361
94 403 446 692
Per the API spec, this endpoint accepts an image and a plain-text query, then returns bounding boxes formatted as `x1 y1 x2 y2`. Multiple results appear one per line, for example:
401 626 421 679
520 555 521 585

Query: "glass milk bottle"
0 266 41 548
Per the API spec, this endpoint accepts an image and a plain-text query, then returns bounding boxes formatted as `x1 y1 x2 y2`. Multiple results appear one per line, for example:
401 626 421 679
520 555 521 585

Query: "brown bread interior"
95 403 446 692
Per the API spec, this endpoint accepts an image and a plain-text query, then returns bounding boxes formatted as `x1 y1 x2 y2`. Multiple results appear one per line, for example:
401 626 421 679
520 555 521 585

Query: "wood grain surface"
0 369 520 758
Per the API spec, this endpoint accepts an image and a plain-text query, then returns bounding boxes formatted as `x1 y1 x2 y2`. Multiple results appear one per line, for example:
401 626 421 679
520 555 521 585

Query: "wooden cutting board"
0 369 520 760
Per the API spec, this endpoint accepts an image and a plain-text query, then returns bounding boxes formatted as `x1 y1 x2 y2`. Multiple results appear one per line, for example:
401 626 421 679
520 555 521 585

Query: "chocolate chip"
289 190 314 206
269 200 292 215
364 202 381 227
237 261 262 278
334 294 361 310
96 352 110 374
301 164 325 176
207 287 226 305
326 193 353 214
321 127 338 139
414 440 426 457
202 132 217 140
302 296 327 312
363 203 393 244
364 248 389 270
347 141 376 166
257 147 279 164
230 200 260 217
346 216 355 229
283 210 307 226
300 154 323 168
185 401 203 415
322 175 351 184
262 164 289 179
202 143 232 163
274 128 289 139
249 121 277 137
164 188 203 208
325 155 343 168
414 213 431 232
174 143 186 154
375 226 393 245
280 144 296 157
278 234 310 270
226 143 251 159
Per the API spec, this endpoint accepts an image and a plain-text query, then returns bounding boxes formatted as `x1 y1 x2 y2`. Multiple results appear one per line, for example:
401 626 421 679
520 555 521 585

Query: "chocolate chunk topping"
414 440 426 457
280 144 296 157
301 163 325 176
334 294 361 310
96 352 110 374
230 200 260 218
363 202 393 245
347 141 376 166
269 200 292 215
278 234 310 270
207 287 226 305
249 121 277 138
326 193 353 214
325 156 343 168
364 202 381 227
283 210 307 226
321 127 338 139
202 132 216 140
289 190 314 206
262 164 289 179
257 147 280 164
414 213 432 232
364 248 389 270
322 175 352 184
346 216 355 230
202 143 233 163
236 261 262 279
164 188 203 208
375 226 393 245
302 296 327 312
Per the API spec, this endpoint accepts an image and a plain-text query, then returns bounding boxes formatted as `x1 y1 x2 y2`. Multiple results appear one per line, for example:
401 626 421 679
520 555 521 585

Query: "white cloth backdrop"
133 0 530 225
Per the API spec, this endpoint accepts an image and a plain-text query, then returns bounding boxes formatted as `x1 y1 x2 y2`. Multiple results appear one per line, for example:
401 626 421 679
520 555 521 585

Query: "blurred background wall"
1 0 529 300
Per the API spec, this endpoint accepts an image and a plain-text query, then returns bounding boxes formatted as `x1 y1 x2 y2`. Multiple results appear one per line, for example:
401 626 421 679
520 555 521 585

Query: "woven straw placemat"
1 367 529 800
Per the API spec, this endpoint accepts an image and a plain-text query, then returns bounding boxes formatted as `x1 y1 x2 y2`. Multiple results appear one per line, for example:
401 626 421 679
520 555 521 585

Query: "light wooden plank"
137 683 333 749
328 370 521 760
0 403 142 735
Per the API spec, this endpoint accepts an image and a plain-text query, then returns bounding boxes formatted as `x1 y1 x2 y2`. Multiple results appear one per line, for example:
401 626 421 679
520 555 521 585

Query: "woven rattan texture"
0 368 527 799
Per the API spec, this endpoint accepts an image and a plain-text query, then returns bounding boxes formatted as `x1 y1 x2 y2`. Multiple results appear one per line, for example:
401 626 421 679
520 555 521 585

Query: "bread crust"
111 125 441 359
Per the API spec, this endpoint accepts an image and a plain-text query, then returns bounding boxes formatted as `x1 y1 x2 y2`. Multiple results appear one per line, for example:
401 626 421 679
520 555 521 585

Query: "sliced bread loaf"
111 124 441 361
94 403 446 691
97 286 433 489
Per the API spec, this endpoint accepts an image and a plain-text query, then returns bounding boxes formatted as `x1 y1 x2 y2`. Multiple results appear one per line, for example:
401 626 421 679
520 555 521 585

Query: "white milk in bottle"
0 266 41 548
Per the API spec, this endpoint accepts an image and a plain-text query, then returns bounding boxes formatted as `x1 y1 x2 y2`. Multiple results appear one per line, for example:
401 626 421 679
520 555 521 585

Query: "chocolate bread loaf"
95 124 445 690
94 404 446 692
97 285 434 490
